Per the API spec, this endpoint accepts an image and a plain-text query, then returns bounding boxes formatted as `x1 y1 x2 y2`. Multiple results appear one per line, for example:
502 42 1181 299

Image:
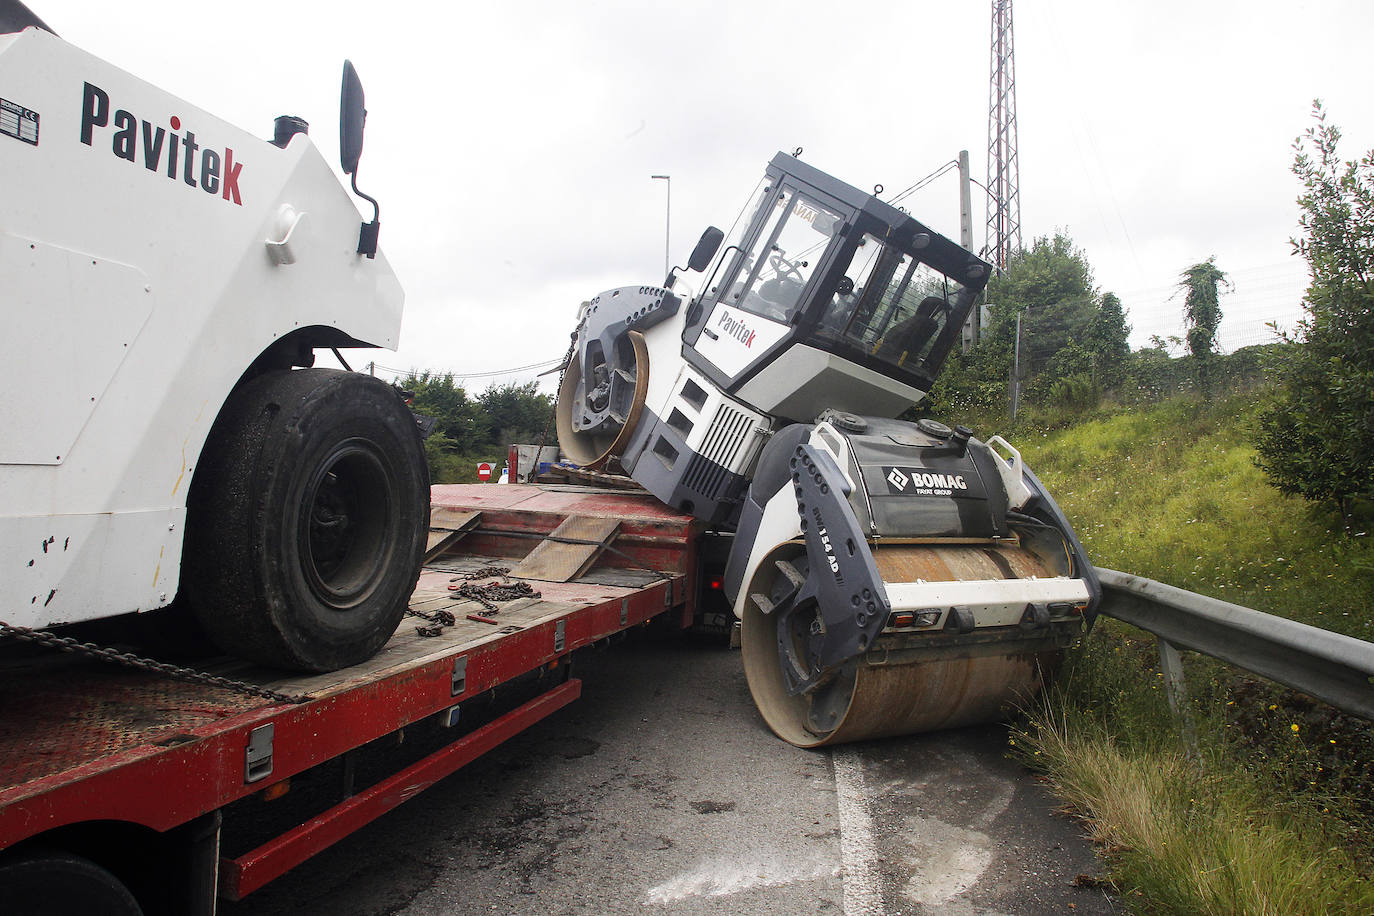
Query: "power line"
886 160 960 208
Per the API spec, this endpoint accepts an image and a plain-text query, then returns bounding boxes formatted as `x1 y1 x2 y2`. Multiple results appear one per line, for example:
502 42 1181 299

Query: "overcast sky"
37 0 1374 391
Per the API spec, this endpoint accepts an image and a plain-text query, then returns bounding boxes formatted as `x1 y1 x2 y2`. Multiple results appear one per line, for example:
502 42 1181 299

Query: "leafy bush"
1255 102 1374 523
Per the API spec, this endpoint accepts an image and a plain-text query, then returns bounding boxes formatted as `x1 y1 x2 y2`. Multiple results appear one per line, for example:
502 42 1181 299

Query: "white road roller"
0 2 428 672
556 152 1100 746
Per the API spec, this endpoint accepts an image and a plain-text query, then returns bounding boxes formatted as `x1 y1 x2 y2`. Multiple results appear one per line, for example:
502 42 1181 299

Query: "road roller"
556 152 1100 746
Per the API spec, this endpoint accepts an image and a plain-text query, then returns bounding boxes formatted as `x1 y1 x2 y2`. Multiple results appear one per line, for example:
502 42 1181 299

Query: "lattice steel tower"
986 0 1022 272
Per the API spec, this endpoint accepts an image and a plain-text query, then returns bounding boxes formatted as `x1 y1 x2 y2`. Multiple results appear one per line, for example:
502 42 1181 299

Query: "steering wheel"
769 252 803 281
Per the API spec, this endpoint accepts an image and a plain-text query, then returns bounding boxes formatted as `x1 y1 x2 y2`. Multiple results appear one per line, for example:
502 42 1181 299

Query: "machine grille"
682 402 753 495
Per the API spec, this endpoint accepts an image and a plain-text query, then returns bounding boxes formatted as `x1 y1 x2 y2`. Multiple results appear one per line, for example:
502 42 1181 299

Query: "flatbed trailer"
0 484 699 914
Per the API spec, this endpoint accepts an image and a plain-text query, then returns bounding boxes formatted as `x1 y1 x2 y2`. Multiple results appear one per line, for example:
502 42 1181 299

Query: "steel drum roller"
741 542 1058 748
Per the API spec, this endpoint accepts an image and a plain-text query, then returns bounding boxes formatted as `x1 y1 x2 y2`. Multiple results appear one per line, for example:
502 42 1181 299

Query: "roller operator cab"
0 3 429 672
559 153 989 525
557 152 1100 747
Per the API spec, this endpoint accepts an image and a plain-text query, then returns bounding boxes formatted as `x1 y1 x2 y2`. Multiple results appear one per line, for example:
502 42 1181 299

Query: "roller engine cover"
832 413 1012 540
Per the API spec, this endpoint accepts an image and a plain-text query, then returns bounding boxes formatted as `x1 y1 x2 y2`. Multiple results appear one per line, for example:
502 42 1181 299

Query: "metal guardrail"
1096 567 1374 722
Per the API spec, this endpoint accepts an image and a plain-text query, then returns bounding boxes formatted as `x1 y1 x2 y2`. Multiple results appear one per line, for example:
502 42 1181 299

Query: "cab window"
716 190 842 324
814 234 970 377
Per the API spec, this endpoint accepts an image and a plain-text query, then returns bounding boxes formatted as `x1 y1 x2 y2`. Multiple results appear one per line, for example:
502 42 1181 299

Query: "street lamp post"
651 174 670 278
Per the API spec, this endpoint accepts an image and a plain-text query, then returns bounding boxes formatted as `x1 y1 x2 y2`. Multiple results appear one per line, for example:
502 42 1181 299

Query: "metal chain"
450 580 540 613
406 571 542 637
452 566 511 581
406 607 457 638
0 621 309 705
533 332 578 480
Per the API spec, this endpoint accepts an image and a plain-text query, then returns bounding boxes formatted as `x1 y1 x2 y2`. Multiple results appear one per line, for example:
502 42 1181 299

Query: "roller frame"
564 285 675 443
786 441 891 672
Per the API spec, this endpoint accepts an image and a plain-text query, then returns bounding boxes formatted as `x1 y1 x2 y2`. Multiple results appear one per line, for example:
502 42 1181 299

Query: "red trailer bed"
0 484 699 910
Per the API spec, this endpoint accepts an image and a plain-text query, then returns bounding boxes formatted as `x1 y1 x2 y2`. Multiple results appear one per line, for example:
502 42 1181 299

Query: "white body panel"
617 281 775 482
884 577 1091 628
0 28 404 627
691 303 788 379
649 362 770 476
737 343 926 421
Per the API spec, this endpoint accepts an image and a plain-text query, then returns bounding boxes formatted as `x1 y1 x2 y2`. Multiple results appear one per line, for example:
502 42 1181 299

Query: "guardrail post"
1156 638 1199 760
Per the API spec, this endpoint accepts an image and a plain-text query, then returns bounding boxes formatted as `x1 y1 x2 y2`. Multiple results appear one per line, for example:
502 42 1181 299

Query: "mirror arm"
351 168 381 258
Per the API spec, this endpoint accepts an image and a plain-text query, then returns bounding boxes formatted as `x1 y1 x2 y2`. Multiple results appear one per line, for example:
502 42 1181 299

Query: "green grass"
1022 702 1374 916
1005 394 1373 639
994 392 1374 912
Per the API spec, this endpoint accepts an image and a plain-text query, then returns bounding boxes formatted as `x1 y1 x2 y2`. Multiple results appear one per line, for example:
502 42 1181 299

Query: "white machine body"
0 26 404 627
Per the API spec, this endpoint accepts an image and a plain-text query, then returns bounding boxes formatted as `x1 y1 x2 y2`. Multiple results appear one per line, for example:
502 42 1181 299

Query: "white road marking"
832 747 886 916
644 854 837 905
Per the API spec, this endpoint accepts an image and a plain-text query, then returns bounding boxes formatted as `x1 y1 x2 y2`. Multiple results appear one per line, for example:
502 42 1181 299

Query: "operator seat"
873 296 946 365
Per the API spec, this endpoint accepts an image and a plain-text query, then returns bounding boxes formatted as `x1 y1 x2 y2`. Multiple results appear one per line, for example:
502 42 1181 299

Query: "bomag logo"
79 82 244 205
717 311 757 348
886 467 969 495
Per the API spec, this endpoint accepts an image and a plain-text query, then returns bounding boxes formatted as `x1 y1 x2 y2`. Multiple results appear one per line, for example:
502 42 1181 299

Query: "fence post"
1010 311 1022 420
1157 638 1200 759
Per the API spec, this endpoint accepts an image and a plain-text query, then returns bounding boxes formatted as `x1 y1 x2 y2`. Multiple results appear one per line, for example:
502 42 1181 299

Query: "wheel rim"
299 441 396 610
555 330 650 469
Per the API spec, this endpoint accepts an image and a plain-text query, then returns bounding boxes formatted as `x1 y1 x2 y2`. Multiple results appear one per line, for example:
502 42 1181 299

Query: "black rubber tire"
184 369 429 672
0 850 144 915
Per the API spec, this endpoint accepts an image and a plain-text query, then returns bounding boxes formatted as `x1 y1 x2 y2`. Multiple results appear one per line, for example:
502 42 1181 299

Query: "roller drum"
741 542 1059 748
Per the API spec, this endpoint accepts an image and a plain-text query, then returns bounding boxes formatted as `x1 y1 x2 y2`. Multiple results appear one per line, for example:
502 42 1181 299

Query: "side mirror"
688 227 724 272
338 60 381 258
339 60 365 176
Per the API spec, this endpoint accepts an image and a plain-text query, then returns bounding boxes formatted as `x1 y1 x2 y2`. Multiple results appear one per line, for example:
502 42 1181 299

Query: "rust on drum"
741 543 1058 748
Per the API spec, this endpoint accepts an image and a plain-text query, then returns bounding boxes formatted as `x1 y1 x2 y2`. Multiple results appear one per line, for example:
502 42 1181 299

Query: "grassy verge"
989 392 1374 912
1025 703 1373 915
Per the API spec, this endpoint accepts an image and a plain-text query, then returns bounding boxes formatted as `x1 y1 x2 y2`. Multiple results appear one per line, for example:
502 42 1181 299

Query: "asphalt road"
225 630 1118 916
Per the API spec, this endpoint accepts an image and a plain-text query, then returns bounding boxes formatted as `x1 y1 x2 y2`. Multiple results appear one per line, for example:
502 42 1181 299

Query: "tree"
400 371 489 451
1255 102 1374 522
477 381 555 448
969 232 1129 411
985 232 1099 375
1084 292 1132 389
1177 258 1230 392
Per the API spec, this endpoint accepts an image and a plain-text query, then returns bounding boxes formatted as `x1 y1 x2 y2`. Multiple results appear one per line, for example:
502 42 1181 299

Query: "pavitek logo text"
717 311 756 347
79 83 244 205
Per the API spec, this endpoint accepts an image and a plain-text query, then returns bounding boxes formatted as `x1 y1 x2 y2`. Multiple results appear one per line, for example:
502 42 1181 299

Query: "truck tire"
184 368 429 672
0 850 144 915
